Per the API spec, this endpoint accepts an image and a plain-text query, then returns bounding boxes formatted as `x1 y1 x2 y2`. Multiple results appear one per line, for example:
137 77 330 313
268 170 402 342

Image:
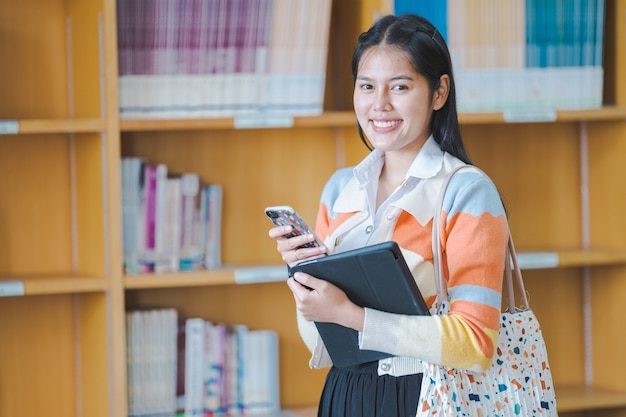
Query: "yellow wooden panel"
0 136 73 274
0 0 68 119
126 283 328 408
462 123 582 250
587 122 626 248
74 134 106 275
590 266 626 393
617 0 626 106
521 269 586 386
557 384 626 413
0 295 77 417
77 293 111 417
66 0 104 117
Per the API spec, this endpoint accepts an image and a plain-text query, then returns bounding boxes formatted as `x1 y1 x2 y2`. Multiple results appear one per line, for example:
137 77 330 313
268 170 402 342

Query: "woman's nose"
373 91 391 111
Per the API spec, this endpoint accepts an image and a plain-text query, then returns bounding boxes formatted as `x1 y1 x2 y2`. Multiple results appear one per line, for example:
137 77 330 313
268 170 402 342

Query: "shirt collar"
353 135 444 186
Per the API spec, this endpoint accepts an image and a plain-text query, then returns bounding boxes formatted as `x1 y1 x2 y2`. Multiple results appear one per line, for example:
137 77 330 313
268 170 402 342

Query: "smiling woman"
266 13 523 417
353 45 451 204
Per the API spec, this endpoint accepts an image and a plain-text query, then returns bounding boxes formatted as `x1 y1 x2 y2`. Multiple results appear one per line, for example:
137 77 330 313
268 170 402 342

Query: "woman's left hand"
288 272 365 332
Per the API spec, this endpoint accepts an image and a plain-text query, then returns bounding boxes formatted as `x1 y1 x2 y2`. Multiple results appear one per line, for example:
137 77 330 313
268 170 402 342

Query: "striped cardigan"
297 138 509 375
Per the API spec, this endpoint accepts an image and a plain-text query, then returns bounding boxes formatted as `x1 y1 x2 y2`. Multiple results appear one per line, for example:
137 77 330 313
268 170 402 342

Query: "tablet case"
290 241 430 367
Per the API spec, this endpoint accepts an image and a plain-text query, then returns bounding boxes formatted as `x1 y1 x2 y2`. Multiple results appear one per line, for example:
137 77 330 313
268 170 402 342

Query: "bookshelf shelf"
119 106 626 133
518 248 626 269
124 265 288 289
1 275 109 296
120 111 358 132
124 269 235 289
556 384 626 412
459 106 626 124
12 118 106 135
121 247 626 291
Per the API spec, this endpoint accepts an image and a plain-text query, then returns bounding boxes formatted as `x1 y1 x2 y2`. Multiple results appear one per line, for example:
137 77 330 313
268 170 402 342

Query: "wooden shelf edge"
125 268 235 289
0 118 106 134
120 111 357 131
119 107 626 132
459 106 626 124
556 384 626 412
518 248 626 269
0 275 109 296
124 265 288 289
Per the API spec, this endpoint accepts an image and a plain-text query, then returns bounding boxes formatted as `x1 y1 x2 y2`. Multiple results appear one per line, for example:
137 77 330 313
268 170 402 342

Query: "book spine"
203 184 222 269
142 164 158 272
179 173 202 271
185 318 206 417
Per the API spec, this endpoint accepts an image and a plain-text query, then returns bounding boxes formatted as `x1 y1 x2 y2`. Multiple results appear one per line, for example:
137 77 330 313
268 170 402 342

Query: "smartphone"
265 205 325 249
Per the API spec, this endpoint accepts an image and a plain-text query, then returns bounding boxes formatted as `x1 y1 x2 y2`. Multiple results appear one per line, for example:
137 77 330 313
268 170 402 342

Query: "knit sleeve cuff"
359 308 401 353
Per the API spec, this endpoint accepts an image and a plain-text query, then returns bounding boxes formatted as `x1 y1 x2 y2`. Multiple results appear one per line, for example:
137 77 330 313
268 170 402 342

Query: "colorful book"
202 183 222 269
121 157 146 274
179 173 204 271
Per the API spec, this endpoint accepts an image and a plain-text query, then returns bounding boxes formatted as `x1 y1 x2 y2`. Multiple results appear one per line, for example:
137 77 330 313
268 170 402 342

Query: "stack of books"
394 0 605 114
117 0 333 119
121 157 222 274
126 308 280 417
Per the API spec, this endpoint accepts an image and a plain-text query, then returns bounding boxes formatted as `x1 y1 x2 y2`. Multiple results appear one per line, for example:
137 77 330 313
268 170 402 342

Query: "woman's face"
353 46 446 154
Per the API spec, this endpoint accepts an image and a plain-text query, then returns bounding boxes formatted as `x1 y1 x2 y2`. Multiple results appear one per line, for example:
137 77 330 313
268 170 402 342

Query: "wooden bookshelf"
3 0 626 416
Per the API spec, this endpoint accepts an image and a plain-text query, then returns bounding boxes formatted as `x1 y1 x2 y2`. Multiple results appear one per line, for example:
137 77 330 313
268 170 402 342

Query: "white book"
241 330 280 415
160 308 179 415
179 173 203 270
153 164 169 273
121 157 145 274
206 323 227 414
185 318 207 417
203 184 222 269
157 175 182 273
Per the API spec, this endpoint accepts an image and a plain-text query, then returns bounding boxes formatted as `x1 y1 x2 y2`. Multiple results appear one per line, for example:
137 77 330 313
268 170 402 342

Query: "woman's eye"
392 84 408 91
360 83 373 91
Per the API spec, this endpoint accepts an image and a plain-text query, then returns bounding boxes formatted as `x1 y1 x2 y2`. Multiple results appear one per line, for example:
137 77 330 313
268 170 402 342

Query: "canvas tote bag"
416 165 558 416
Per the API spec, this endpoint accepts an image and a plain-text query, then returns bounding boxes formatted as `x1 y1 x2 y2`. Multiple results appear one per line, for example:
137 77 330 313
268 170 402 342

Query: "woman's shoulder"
319 167 355 210
321 167 354 195
441 161 506 218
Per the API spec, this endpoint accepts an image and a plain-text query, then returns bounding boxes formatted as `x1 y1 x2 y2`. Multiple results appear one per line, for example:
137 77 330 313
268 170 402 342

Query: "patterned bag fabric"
417 166 558 416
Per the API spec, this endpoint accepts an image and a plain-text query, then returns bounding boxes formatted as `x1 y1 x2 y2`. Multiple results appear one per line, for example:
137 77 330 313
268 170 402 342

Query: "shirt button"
380 363 391 372
365 225 373 234
386 214 394 221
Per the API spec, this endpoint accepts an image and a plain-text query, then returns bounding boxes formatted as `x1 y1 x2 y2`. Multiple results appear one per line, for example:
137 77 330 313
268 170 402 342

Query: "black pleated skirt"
317 362 422 417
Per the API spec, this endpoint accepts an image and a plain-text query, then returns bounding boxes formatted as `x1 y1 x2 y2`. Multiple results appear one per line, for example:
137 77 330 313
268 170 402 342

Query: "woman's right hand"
268 225 327 267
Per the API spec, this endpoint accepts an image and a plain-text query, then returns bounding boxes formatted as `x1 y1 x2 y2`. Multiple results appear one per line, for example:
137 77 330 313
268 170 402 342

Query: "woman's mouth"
371 119 402 128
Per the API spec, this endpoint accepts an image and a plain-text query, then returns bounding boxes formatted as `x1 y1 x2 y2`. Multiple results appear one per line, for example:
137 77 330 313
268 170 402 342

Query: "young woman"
269 14 509 417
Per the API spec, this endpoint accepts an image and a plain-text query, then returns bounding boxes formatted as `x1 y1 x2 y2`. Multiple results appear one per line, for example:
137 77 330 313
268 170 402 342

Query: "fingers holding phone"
265 205 327 266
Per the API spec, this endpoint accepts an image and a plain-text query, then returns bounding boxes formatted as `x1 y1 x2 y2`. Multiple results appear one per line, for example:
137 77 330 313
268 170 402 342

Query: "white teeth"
372 120 401 128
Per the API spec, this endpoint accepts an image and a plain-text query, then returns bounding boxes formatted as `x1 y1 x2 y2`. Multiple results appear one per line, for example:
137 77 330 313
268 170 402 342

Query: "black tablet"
290 241 430 367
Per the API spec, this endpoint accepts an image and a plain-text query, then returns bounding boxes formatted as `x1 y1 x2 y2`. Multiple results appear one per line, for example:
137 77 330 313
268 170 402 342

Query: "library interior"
2 0 626 416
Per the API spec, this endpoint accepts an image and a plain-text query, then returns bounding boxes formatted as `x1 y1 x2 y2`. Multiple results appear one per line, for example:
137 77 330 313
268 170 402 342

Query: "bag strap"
432 165 529 312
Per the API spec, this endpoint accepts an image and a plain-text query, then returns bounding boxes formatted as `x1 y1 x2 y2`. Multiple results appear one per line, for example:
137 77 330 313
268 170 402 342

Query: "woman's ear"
432 74 450 111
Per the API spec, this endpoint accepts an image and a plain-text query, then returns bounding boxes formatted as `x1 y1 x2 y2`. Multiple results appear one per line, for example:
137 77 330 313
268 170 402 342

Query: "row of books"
394 0 605 113
126 308 280 417
121 157 222 274
117 0 332 119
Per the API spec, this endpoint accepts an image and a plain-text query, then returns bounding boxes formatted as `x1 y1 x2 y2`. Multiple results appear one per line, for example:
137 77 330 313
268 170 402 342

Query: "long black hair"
352 14 471 164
